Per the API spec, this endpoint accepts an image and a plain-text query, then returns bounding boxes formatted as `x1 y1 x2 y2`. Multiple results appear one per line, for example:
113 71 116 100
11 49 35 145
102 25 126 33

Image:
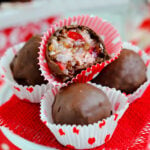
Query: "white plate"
0 82 56 150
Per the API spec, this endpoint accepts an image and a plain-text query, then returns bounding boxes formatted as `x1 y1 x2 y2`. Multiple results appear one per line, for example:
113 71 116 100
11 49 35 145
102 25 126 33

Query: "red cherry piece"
99 120 106 128
73 127 79 134
66 144 75 149
14 86 20 92
58 128 65 136
114 102 120 111
105 134 110 143
88 137 96 145
56 62 65 71
26 87 33 93
89 48 94 54
114 113 118 121
68 31 84 41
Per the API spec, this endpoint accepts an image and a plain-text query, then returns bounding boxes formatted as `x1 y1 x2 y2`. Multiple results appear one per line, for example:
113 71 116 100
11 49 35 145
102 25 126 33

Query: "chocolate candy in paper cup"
92 42 150 103
38 15 122 86
0 42 51 103
122 42 150 103
40 83 129 149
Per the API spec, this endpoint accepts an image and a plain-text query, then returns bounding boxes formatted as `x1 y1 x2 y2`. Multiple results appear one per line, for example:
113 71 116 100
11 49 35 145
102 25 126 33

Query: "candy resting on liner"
11 35 48 86
92 48 147 94
52 83 112 125
46 25 110 82
0 36 50 103
39 15 122 85
92 42 150 103
40 83 129 149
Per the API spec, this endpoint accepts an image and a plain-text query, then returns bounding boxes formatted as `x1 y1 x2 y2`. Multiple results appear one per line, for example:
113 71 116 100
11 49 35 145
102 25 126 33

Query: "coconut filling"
48 28 100 75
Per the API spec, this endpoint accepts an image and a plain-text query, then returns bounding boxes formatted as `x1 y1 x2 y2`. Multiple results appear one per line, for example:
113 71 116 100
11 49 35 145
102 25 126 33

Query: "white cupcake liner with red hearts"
38 15 122 86
122 42 150 103
40 83 129 149
0 43 51 103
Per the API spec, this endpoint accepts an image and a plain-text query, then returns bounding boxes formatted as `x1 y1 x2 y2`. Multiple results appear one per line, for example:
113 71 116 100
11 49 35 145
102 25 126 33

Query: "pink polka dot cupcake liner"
122 42 150 103
40 83 129 149
38 15 122 86
0 43 51 103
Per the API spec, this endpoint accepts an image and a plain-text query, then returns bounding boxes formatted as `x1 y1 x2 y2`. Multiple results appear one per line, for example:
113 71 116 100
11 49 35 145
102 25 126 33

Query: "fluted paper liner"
0 43 51 103
40 83 129 149
39 15 122 86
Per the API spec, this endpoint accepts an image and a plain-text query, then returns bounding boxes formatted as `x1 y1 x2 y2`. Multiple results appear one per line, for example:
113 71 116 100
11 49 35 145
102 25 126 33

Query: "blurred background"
0 0 150 57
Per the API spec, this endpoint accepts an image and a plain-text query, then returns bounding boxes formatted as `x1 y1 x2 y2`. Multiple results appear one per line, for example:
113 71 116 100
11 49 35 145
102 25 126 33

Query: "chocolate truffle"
11 35 47 86
92 49 147 94
52 83 112 125
46 25 109 82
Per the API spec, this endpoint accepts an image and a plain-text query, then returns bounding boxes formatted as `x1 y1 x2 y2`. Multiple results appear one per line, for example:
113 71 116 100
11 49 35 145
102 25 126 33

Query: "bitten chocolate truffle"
92 49 147 94
11 35 47 86
52 83 112 125
46 25 109 82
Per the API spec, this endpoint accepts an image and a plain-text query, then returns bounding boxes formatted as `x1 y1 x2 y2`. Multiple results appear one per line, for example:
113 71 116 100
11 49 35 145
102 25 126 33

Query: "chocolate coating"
52 83 112 125
11 35 47 86
92 49 147 94
46 25 109 82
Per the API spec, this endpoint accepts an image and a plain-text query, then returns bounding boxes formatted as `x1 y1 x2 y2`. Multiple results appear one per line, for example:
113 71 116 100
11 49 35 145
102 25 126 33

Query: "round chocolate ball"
46 25 110 82
11 35 48 86
52 83 112 125
92 49 147 94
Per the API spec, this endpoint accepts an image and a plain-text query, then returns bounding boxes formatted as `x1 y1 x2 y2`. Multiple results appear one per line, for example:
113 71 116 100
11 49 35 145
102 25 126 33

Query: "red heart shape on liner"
99 120 106 128
1 75 5 78
114 114 118 121
138 50 142 56
43 121 47 125
2 67 6 73
58 129 65 136
73 127 79 134
0 80 4 87
146 59 150 67
114 102 120 111
26 87 33 93
145 45 150 54
14 86 20 92
105 134 110 143
88 137 96 145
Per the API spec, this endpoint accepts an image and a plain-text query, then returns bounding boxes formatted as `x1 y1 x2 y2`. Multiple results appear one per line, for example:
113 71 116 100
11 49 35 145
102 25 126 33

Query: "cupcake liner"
0 43 51 103
40 83 129 149
122 42 150 103
39 15 122 86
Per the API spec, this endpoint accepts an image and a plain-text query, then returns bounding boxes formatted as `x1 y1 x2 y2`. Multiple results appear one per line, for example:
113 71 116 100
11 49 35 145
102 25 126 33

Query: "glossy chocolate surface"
11 35 47 86
92 49 147 94
52 83 112 125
